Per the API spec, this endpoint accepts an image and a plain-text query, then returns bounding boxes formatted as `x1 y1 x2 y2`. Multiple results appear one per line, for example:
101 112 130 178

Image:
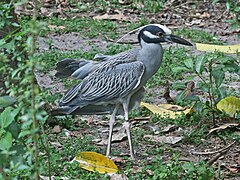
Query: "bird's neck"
139 40 163 83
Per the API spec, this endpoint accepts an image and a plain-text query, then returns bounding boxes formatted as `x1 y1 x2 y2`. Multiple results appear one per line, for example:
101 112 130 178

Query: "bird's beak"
164 34 193 46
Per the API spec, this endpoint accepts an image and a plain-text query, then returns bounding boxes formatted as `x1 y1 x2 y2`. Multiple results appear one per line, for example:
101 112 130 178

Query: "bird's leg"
106 104 119 157
123 101 135 160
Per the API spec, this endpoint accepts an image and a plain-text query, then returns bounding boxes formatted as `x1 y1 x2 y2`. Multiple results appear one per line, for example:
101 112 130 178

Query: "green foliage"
175 28 223 44
0 1 48 178
126 154 214 179
45 17 118 39
213 0 240 30
173 52 239 124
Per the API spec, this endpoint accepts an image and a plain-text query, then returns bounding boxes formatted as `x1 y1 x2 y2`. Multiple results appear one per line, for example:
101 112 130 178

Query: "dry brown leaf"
208 123 239 134
50 141 62 148
144 135 183 144
111 157 125 163
222 165 240 173
96 131 127 145
69 131 83 138
48 24 66 30
40 175 69 180
93 13 129 21
52 125 61 133
110 173 128 180
161 125 176 133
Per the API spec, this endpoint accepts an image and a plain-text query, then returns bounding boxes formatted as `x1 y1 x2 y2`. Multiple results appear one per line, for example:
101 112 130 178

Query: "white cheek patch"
143 31 159 39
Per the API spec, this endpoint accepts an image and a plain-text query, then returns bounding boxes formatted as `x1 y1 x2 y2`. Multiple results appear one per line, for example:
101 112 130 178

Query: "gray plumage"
52 24 192 159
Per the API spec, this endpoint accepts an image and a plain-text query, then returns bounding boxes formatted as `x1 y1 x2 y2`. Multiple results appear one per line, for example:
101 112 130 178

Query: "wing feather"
60 60 145 106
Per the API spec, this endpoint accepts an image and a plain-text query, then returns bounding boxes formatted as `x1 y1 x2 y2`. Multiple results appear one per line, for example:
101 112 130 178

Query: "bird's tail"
55 58 91 78
51 105 111 116
55 54 110 79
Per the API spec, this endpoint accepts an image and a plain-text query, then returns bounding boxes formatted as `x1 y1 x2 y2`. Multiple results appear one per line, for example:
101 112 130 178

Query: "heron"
52 24 192 159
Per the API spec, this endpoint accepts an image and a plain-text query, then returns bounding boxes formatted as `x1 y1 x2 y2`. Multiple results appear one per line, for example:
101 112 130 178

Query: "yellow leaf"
75 152 118 175
217 96 240 117
158 104 185 111
196 43 240 54
141 102 191 119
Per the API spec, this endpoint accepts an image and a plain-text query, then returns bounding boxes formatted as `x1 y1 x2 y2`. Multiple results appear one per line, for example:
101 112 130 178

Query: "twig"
207 149 228 166
192 141 236 155
116 24 164 43
130 116 151 122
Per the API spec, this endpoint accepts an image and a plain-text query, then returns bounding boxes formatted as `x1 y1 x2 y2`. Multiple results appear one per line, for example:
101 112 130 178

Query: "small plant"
213 0 240 30
173 52 239 125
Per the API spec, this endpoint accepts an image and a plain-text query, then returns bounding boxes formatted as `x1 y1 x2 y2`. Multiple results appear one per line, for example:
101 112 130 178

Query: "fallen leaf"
146 169 154 175
111 157 125 163
96 132 127 145
217 96 240 117
209 123 239 134
141 102 192 119
50 141 62 148
221 164 240 173
110 173 128 180
144 135 183 144
40 175 69 180
69 131 83 138
52 125 61 133
161 125 176 133
196 43 240 54
93 13 129 21
48 24 66 30
75 152 118 174
158 104 186 111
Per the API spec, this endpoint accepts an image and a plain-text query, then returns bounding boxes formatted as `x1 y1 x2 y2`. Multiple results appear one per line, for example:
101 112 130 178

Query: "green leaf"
172 82 186 90
6 122 20 139
212 0 220 4
185 95 200 101
226 2 231 10
184 59 193 70
0 96 16 108
195 55 205 74
172 66 189 73
175 90 187 103
0 132 13 150
212 69 225 88
215 87 227 101
18 130 32 138
217 96 240 117
193 101 204 112
198 82 209 93
0 107 18 129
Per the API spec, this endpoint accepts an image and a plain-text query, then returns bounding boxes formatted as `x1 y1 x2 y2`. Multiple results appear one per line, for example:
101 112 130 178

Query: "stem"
196 70 216 126
0 167 8 180
209 58 216 126
31 0 39 179
40 124 51 180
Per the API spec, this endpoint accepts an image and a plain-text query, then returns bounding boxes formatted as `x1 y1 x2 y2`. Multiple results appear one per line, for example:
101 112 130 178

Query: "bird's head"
138 24 192 46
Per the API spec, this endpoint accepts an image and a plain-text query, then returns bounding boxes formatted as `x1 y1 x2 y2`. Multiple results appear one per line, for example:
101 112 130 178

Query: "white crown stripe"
143 31 159 39
140 24 172 35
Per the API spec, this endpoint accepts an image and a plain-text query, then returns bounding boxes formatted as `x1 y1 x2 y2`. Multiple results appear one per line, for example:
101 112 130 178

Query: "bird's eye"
156 32 163 36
